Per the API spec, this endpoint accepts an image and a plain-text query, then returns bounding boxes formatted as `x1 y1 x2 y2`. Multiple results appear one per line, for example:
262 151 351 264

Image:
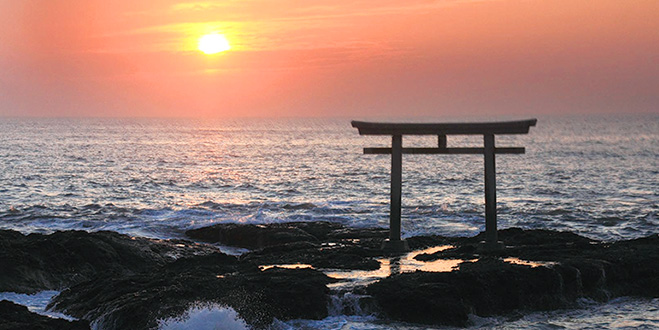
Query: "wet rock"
0 300 90 330
368 258 568 326
3 225 656 329
415 228 601 261
242 241 381 270
367 230 659 326
596 234 659 298
0 229 219 293
496 227 595 246
49 255 334 330
185 223 321 249
185 221 388 250
282 221 345 240
326 227 389 240
405 235 452 250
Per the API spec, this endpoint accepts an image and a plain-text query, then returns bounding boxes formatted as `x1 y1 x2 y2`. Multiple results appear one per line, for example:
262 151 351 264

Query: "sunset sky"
1 0 657 118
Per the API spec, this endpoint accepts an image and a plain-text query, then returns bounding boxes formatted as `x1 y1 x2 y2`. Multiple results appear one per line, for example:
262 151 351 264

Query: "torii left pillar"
384 135 408 252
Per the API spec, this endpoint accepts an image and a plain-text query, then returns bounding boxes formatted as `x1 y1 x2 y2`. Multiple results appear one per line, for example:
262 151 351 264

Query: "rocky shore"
1 222 657 329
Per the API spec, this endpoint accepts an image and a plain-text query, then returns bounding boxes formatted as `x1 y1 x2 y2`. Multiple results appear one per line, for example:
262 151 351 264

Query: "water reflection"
503 257 556 268
259 263 313 271
325 245 470 289
257 247 557 290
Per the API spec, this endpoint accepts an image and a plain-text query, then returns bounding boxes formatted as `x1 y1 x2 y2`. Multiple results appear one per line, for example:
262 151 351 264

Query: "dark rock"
415 244 476 261
367 230 659 326
415 228 600 261
185 221 389 250
310 248 381 270
282 221 345 240
0 230 218 293
367 258 568 326
496 227 595 246
242 242 381 270
326 227 389 240
3 225 657 329
0 300 90 330
185 223 321 249
49 256 335 330
595 234 659 298
366 276 469 326
405 235 452 250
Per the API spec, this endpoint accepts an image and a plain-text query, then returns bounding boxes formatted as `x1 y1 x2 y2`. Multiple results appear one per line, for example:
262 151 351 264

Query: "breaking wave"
157 304 248 330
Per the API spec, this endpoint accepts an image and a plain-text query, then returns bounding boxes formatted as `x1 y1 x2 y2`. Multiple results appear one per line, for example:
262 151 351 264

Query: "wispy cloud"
170 1 240 12
103 0 494 54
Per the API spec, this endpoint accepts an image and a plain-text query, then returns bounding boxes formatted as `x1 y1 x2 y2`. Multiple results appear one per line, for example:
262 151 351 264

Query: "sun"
198 34 231 54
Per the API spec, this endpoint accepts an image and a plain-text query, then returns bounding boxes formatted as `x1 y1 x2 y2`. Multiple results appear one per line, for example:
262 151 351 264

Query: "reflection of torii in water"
352 119 537 252
389 256 402 276
384 246 461 276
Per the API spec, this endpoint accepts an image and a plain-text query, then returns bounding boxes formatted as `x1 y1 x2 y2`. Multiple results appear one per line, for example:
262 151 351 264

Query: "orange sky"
1 0 657 118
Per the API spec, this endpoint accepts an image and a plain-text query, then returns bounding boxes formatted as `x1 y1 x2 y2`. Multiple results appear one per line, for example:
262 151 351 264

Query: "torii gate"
351 119 537 252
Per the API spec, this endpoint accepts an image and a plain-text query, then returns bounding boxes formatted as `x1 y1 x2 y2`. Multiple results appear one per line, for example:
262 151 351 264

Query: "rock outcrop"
366 229 659 326
187 221 387 270
185 221 388 249
1 225 657 330
49 254 334 329
0 229 217 294
0 300 90 330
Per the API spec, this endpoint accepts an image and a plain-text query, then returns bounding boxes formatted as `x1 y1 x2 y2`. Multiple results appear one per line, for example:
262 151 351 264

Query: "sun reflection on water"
503 257 557 268
325 245 470 289
258 264 313 271
256 247 557 290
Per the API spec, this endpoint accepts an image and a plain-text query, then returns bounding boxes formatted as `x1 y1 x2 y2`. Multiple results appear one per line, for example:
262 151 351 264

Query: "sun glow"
198 34 231 54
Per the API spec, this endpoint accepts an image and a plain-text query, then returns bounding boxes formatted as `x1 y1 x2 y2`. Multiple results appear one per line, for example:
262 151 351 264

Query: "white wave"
157 304 249 330
0 290 75 321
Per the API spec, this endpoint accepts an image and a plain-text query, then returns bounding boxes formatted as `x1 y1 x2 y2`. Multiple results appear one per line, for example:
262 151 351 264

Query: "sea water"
1 114 656 241
0 114 657 328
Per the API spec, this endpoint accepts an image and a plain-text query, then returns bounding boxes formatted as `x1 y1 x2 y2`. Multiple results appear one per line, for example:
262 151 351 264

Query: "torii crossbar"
352 119 537 252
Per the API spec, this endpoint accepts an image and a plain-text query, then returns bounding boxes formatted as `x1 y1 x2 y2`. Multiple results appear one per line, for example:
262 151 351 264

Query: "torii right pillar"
483 133 502 250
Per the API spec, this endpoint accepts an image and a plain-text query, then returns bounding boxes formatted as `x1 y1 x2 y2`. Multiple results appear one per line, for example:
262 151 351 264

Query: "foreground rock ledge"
1 224 657 329
49 259 333 329
368 229 659 326
0 300 90 330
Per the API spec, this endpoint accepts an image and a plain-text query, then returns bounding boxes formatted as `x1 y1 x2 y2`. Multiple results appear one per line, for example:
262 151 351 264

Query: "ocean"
1 114 657 329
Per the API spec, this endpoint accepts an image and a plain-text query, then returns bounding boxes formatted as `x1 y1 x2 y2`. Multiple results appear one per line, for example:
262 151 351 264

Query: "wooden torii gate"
351 119 537 252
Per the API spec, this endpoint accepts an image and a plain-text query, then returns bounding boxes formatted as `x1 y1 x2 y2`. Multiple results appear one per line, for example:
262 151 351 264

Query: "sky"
0 0 657 118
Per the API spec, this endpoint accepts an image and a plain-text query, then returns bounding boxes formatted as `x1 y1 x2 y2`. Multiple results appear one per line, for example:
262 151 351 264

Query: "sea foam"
157 304 249 330
0 290 75 320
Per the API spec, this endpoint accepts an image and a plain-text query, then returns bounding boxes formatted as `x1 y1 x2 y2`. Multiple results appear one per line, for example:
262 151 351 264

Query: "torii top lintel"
351 119 537 136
